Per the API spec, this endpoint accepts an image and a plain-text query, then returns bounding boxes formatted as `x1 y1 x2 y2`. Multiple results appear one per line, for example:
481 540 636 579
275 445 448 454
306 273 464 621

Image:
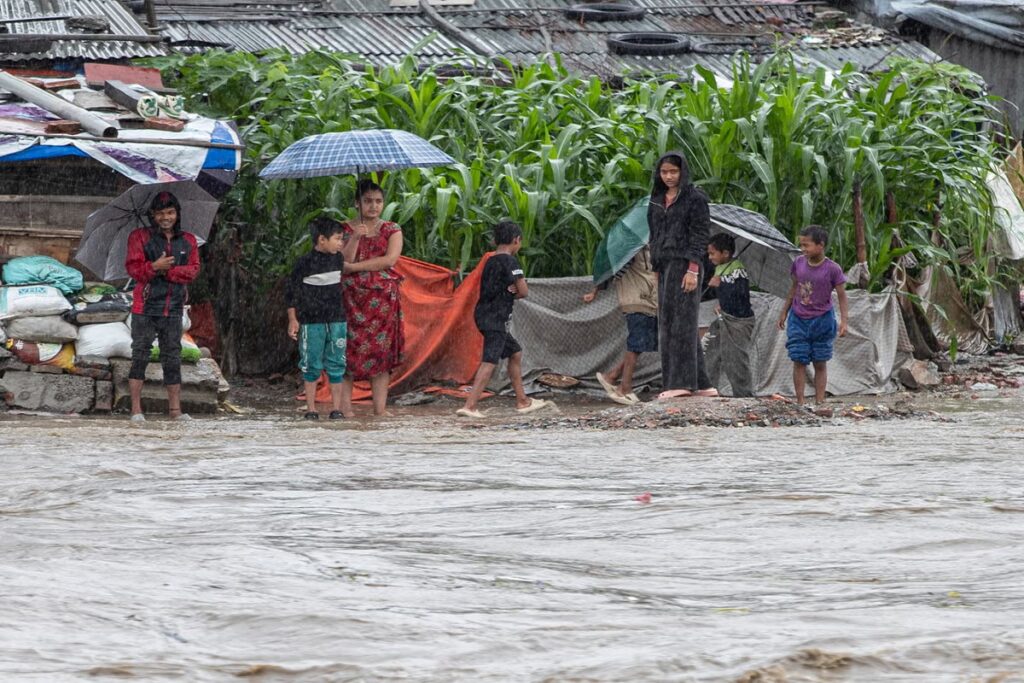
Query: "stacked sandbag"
2 256 83 294
0 261 99 413
64 284 132 325
0 255 229 415
0 282 75 347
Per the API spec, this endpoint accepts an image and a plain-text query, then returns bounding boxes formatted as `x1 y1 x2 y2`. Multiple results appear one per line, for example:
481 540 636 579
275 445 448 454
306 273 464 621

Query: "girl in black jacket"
647 152 717 398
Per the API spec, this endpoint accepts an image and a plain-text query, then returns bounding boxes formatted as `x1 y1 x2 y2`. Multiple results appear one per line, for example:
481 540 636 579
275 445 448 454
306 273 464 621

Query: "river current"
1 398 1022 681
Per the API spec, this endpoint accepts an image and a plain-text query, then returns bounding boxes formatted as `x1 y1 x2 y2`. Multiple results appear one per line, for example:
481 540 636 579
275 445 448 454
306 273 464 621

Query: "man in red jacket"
124 191 200 421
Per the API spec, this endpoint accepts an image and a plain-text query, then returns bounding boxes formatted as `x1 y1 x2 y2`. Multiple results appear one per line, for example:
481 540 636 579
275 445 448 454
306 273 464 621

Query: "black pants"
657 260 711 391
129 313 183 385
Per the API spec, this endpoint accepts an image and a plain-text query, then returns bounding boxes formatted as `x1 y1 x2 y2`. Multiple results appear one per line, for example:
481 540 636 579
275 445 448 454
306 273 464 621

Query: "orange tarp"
313 255 489 402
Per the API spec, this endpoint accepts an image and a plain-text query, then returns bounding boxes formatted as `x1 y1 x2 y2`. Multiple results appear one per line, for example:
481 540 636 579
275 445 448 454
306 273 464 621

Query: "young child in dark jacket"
286 218 347 421
706 233 755 397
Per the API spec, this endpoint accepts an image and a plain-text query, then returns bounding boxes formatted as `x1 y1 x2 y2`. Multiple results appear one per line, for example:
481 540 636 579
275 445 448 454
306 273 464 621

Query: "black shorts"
481 329 521 364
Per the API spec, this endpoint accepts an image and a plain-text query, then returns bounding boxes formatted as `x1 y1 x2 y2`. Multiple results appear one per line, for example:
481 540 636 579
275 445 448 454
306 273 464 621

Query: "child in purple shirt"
777 225 849 410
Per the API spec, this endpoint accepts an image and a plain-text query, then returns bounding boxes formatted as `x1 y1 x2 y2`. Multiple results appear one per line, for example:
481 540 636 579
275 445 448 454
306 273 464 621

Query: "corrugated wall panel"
924 29 1024 139
0 0 165 61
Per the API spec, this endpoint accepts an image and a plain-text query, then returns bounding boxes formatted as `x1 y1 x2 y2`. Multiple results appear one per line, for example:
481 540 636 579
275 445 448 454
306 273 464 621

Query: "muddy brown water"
1 396 1022 682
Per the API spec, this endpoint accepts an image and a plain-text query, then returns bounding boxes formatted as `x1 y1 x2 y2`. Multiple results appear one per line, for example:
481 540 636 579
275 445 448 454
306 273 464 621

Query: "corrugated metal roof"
154 0 939 76
161 12 461 55
0 0 166 61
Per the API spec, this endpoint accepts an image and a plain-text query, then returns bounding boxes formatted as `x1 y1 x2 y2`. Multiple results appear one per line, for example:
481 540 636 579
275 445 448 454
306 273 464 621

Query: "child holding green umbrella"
582 245 658 404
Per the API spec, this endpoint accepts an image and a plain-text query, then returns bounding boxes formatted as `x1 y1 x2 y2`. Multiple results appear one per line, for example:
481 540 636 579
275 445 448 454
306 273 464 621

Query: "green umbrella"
592 197 649 285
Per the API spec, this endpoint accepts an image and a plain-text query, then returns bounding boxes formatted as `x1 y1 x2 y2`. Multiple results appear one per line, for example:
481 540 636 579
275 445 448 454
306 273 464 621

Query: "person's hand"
152 254 175 272
582 290 596 304
838 320 848 337
288 319 299 340
353 222 369 238
507 284 517 294
777 315 787 331
708 275 721 288
681 270 698 293
715 305 721 315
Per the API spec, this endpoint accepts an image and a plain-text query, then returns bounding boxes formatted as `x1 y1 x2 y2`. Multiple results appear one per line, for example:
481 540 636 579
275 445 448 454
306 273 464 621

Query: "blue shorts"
625 313 658 353
299 321 347 383
786 310 836 365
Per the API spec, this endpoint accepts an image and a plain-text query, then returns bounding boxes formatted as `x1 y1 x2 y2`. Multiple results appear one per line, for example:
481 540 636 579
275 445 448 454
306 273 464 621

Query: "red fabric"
187 301 220 357
312 254 490 402
341 222 405 380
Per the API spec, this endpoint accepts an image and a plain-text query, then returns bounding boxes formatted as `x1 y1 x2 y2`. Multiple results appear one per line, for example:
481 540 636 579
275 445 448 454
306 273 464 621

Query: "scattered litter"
537 373 580 389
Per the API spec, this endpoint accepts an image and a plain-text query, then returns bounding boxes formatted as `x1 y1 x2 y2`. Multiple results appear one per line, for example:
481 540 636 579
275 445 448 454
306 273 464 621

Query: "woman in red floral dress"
340 179 404 416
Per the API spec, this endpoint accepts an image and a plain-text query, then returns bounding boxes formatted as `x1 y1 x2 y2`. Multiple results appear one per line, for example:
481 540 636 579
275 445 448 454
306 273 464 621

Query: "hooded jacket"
125 223 199 317
647 151 710 273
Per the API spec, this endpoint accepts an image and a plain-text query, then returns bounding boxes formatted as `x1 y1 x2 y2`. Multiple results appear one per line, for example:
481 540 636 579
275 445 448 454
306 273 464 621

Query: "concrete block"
93 380 114 412
109 358 222 414
29 364 65 375
0 357 29 372
74 367 113 381
76 355 112 371
0 371 95 413
897 359 940 390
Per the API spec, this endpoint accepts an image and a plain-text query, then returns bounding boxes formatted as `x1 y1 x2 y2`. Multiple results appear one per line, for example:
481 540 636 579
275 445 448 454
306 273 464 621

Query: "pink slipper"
657 389 692 400
695 388 719 397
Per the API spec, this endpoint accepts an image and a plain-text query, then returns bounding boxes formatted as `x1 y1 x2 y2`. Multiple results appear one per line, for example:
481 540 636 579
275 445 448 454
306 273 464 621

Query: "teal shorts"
299 321 347 383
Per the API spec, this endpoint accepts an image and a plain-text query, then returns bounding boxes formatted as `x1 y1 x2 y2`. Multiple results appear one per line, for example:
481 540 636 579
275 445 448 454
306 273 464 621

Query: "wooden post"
853 180 867 264
885 191 897 224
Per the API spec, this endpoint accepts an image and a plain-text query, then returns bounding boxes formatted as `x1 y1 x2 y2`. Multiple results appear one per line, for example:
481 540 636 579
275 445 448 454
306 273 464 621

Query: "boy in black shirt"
457 220 553 419
286 218 347 420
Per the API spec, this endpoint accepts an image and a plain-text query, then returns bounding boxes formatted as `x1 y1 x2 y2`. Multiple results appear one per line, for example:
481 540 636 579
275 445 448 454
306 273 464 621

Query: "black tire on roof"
607 32 693 55
564 3 647 22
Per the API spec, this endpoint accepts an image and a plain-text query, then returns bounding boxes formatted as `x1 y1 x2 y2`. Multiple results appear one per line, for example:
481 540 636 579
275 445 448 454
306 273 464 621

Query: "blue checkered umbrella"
259 129 457 179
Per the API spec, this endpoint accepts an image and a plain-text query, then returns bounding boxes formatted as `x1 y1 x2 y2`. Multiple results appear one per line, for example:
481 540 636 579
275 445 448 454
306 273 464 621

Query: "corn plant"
148 47 1010 311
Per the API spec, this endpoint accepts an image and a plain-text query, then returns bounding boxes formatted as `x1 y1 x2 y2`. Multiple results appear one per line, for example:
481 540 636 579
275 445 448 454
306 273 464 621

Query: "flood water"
1 397 1022 682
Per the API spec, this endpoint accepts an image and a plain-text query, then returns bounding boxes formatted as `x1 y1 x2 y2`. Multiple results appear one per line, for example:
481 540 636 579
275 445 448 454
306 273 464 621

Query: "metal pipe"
144 0 158 30
0 129 244 149
0 70 119 138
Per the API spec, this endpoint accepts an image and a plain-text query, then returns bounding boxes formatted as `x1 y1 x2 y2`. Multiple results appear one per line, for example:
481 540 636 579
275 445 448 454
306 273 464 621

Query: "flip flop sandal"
609 392 635 406
658 389 692 400
516 398 553 414
695 388 720 397
456 408 486 419
596 372 619 398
